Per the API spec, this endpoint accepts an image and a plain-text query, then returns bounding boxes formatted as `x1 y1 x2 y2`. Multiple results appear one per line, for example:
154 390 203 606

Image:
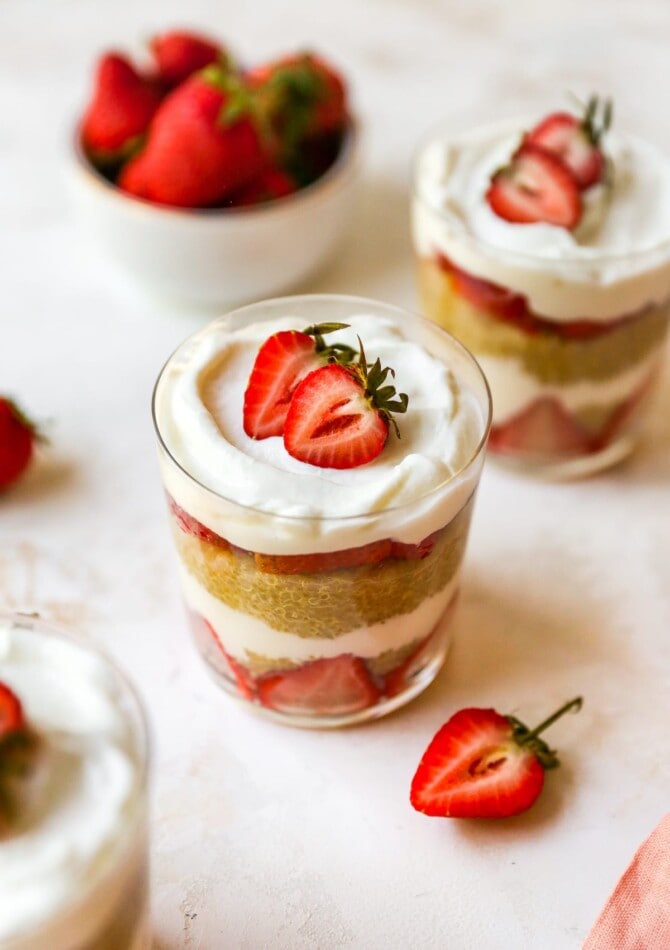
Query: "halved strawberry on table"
243 322 357 439
283 345 408 469
150 29 228 87
119 66 269 208
524 96 612 190
486 143 582 229
410 697 582 818
257 654 379 717
81 53 163 167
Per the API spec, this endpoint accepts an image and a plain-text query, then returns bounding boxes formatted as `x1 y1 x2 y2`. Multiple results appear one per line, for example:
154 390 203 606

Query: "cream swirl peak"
413 121 670 319
154 308 488 553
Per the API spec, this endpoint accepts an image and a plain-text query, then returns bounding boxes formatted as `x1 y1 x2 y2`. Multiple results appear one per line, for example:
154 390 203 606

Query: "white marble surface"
3 1 670 947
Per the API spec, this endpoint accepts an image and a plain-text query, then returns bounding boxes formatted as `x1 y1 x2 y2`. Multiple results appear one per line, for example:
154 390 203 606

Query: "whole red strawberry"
119 66 269 208
229 166 297 206
0 398 39 491
248 52 348 148
410 697 582 819
151 30 227 87
0 682 24 741
81 52 162 162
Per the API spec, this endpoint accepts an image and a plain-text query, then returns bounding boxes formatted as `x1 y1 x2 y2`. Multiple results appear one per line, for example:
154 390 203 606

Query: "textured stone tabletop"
2 1 670 947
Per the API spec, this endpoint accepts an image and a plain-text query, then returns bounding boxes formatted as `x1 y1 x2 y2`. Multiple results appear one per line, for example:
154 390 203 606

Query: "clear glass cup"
153 294 491 728
412 123 670 478
0 612 150 950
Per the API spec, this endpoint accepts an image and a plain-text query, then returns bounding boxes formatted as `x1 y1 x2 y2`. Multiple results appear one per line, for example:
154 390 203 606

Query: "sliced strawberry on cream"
524 96 612 190
486 143 582 229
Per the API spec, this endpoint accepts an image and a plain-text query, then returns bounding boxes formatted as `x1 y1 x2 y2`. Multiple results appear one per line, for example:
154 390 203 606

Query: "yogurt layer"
155 311 487 554
0 621 146 948
413 121 670 320
479 348 663 424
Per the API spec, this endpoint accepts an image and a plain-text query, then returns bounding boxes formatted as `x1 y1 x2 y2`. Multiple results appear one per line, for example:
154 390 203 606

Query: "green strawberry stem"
506 696 582 770
522 696 583 743
303 322 358 365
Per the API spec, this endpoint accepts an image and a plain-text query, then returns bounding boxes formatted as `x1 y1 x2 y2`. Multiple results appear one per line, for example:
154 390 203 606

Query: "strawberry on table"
410 697 582 819
243 322 356 439
257 654 378 717
283 342 408 469
524 96 612 190
151 29 227 87
81 53 162 164
486 143 582 229
0 398 40 491
0 683 24 741
119 66 269 208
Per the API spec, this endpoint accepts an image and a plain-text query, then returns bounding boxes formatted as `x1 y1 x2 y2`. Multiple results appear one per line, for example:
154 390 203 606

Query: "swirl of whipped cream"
412 120 670 320
154 310 489 553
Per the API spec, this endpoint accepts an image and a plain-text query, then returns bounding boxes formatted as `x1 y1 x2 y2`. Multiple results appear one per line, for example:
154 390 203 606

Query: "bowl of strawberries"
71 30 359 306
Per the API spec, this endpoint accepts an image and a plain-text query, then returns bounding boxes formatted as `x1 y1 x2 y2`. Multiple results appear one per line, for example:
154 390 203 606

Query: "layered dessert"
153 296 490 726
413 99 670 475
0 613 149 950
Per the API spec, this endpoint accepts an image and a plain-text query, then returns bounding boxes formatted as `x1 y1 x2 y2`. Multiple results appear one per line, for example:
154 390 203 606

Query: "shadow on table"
0 451 79 505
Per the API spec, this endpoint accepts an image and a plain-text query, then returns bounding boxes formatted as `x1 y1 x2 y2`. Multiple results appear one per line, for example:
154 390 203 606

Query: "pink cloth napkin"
584 813 670 949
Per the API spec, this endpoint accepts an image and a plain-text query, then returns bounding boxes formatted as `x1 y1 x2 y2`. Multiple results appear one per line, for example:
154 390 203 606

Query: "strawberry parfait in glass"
0 612 150 950
412 99 670 477
153 295 490 727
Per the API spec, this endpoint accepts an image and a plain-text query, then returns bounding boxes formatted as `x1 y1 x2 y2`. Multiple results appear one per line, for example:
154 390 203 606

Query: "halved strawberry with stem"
243 323 357 440
0 683 25 742
283 341 409 469
257 654 378 716
486 143 582 229
524 96 612 189
410 697 582 818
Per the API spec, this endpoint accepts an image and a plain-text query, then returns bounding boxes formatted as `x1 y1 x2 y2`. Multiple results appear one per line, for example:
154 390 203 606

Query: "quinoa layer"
174 496 474 638
418 257 669 384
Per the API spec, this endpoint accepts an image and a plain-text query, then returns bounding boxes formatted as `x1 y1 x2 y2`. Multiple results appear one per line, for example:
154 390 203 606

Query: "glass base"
489 431 635 481
197 632 452 729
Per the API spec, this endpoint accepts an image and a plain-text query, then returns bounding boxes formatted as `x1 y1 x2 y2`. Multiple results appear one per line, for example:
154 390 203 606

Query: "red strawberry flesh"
0 682 25 741
283 364 388 469
525 111 605 189
486 143 582 229
488 397 592 458
257 654 378 716
243 331 323 439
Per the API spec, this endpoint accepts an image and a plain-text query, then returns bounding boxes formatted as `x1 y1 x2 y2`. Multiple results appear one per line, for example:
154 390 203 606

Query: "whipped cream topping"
154 310 488 554
0 620 145 945
413 121 670 320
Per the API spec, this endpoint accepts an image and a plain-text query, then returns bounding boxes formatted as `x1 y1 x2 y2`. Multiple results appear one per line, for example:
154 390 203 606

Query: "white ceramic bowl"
70 124 360 307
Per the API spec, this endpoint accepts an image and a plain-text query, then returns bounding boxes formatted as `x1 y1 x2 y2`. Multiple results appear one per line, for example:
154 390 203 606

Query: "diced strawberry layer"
0 682 25 740
437 255 629 340
255 539 392 574
488 398 592 459
383 594 458 697
257 654 379 717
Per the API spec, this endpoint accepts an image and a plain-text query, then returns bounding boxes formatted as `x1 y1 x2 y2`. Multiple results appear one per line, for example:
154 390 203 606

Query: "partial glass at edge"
412 131 670 479
0 611 150 950
153 295 491 728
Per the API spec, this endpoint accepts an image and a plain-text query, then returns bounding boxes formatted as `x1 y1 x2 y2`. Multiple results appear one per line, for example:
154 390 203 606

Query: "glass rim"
411 118 670 271
151 292 492 524
0 609 150 790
